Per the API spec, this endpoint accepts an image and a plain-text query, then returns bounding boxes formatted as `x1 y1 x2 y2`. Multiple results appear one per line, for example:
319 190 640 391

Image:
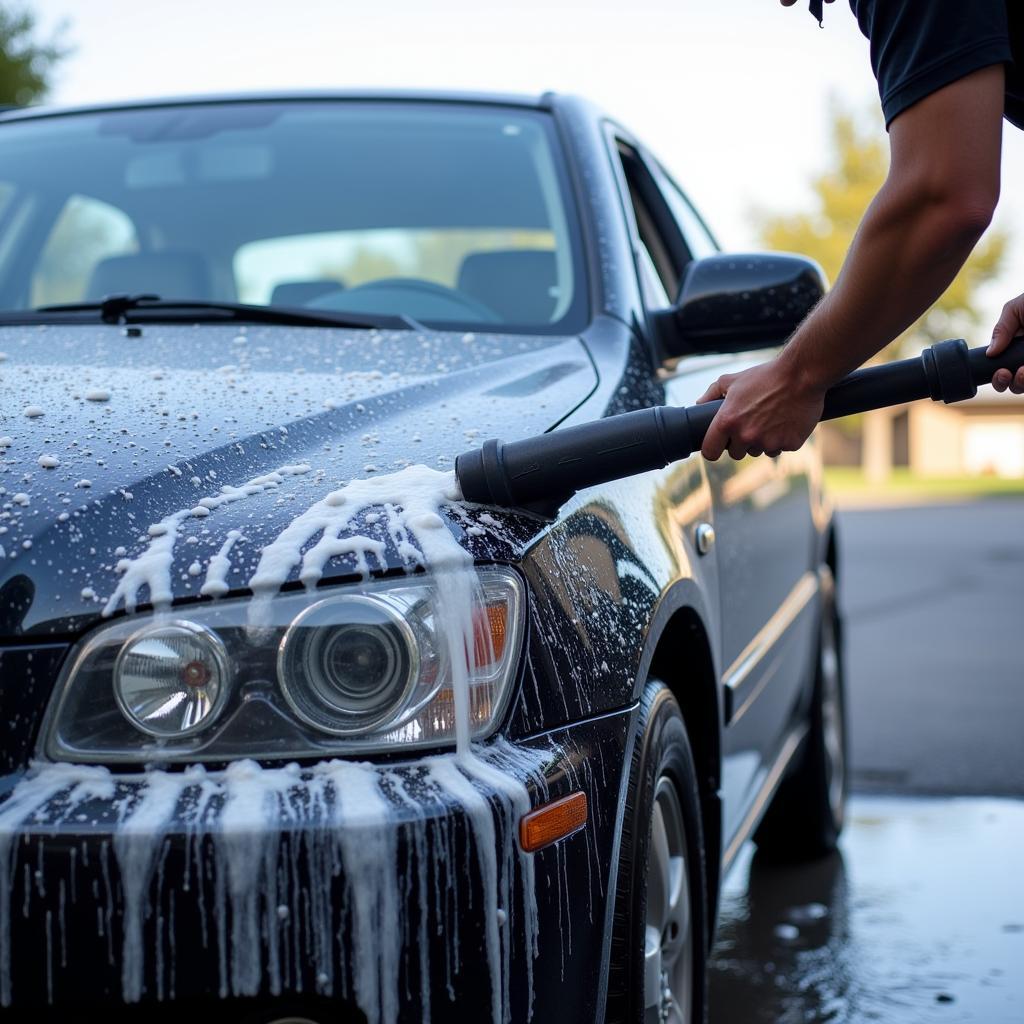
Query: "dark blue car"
0 91 845 1023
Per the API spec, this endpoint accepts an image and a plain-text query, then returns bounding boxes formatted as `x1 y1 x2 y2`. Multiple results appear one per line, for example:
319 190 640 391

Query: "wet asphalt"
708 500 1024 1023
840 499 1024 797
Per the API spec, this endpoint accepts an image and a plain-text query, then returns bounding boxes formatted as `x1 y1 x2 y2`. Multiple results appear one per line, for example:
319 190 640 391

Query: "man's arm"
699 65 1008 461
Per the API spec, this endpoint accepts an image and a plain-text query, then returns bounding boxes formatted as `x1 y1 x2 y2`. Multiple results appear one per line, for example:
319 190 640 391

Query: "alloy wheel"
643 774 693 1024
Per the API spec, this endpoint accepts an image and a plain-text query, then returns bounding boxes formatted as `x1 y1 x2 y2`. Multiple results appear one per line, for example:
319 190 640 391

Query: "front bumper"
0 708 634 1023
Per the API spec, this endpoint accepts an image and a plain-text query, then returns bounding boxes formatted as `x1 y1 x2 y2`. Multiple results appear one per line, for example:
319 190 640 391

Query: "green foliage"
757 104 1008 356
0 4 68 107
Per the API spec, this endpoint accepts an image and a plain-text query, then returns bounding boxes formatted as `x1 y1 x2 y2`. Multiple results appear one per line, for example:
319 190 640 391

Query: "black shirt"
848 0 1023 131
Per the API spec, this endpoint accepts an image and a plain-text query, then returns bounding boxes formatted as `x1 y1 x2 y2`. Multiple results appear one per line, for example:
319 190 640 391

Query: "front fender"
505 454 718 740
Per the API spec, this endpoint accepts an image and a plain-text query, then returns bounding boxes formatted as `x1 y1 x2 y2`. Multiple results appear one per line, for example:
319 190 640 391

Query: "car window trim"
609 130 692 283
602 123 691 320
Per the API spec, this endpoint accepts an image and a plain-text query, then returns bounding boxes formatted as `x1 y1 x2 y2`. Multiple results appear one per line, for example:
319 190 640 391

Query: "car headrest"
85 251 212 301
456 249 558 324
270 279 344 306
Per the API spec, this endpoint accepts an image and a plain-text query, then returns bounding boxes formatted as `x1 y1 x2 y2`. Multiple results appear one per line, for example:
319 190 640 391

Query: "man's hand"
989 292 1024 394
696 358 825 461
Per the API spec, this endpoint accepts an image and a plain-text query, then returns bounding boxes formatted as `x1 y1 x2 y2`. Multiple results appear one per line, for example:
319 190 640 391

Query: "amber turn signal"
519 791 588 853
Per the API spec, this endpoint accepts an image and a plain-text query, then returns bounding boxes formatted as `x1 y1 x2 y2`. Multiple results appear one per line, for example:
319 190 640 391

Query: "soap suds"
200 530 242 597
103 464 311 615
0 744 551 1020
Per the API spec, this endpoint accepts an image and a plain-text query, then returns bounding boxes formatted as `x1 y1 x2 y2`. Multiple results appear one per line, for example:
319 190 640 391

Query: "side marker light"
519 791 588 853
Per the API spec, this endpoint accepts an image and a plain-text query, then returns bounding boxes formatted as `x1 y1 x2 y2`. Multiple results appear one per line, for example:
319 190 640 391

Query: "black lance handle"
455 336 1024 516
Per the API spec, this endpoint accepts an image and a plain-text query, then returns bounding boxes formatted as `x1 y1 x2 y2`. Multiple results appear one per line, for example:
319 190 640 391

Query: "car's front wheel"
607 682 708 1024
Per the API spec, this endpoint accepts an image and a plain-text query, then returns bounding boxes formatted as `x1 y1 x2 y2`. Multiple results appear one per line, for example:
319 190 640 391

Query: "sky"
27 0 1024 334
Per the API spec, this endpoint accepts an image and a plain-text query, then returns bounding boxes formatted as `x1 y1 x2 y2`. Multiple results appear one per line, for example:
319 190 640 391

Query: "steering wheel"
312 277 503 324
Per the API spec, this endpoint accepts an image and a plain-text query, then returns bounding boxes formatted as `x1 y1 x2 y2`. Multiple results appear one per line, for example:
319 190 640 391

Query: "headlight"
278 595 420 736
114 621 229 737
40 566 524 764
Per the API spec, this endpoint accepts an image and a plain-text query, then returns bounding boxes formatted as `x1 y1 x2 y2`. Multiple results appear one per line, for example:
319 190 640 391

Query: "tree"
756 104 1008 356
0 4 68 107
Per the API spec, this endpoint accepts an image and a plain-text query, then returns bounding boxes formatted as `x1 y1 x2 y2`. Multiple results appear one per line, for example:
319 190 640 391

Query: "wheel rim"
643 775 693 1024
820 608 845 825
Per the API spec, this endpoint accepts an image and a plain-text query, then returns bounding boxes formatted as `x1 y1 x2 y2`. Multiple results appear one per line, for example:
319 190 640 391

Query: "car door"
611 136 820 844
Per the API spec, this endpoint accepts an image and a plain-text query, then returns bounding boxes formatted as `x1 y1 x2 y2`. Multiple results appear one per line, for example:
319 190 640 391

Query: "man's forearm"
778 179 993 394
696 66 1008 461
778 65 1006 395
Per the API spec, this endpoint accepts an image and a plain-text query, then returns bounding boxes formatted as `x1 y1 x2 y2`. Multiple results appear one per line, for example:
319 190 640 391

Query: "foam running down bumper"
456 337 1024 516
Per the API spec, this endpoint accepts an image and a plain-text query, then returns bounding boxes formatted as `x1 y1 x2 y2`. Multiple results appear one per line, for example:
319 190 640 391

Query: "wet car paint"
0 92 837 1019
710 797 1024 1023
0 322 598 637
0 707 635 1018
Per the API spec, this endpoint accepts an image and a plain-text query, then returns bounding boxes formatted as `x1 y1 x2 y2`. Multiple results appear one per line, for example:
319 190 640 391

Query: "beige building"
908 389 1024 478
825 390 1024 481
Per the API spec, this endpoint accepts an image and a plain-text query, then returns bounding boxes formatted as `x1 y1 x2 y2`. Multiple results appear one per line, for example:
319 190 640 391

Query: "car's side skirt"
720 719 810 874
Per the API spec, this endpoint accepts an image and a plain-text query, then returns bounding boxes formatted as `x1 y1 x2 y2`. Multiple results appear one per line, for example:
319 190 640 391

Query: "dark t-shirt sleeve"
850 0 1013 128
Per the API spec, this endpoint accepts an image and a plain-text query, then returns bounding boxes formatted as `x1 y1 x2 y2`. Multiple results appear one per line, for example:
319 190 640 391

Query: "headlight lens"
40 566 524 764
278 595 420 736
114 621 229 738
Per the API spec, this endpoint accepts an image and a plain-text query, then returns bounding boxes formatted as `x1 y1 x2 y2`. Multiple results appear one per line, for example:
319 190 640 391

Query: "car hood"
0 323 598 635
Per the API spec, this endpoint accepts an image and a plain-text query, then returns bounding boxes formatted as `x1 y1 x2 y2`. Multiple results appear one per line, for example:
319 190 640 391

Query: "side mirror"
653 252 827 358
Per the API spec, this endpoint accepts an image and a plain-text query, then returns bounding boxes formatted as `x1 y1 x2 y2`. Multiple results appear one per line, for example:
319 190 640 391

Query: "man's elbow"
940 191 998 246
888 161 999 247
898 183 1001 254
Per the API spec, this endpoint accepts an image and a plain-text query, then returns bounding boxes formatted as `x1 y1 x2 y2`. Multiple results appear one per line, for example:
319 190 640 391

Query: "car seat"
456 250 558 324
270 279 345 306
85 251 213 301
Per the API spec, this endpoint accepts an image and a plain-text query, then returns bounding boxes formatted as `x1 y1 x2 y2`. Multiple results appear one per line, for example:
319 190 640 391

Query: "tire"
607 682 708 1024
754 566 847 861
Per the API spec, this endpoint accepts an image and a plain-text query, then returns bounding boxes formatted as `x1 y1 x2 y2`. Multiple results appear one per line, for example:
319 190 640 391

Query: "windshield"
0 100 587 332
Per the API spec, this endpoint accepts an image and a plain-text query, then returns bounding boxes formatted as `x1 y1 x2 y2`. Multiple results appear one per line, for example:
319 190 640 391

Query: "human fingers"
701 407 732 461
988 293 1024 356
728 439 747 461
696 374 733 405
1011 366 1024 395
993 368 1012 392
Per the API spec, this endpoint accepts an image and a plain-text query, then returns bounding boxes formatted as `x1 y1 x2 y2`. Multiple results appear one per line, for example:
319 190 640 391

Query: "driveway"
709 498 1024 1022
840 499 1024 796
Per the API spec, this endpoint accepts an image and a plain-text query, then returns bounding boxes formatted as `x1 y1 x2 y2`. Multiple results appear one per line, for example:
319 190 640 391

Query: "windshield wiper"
1 293 424 331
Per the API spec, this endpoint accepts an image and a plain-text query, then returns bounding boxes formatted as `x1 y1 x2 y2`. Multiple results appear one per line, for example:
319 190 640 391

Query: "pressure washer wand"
456 336 1024 516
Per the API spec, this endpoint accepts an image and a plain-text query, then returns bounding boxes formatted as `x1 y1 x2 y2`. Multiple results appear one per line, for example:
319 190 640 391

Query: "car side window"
612 140 688 311
653 163 720 260
30 195 138 307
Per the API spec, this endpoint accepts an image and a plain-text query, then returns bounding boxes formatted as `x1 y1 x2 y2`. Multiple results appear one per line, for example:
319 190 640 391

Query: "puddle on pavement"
709 797 1024 1023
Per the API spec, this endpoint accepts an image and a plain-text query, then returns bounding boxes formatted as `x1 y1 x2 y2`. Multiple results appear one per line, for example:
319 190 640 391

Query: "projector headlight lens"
113 620 229 738
277 595 419 735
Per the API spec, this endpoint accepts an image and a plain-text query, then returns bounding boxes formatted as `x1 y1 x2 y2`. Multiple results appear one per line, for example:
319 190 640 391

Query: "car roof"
0 89 565 124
